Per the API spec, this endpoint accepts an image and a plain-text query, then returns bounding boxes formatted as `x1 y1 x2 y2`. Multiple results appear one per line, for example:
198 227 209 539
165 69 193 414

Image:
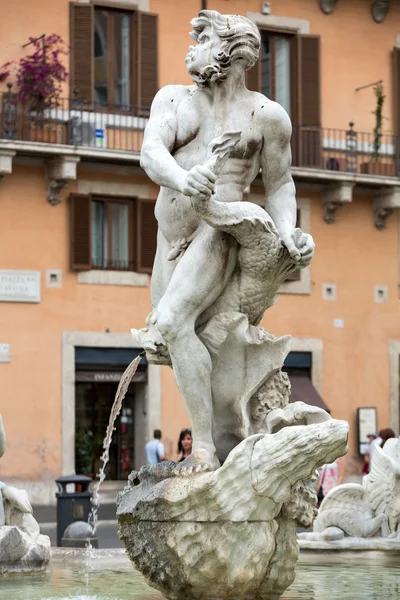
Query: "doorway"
75 381 135 480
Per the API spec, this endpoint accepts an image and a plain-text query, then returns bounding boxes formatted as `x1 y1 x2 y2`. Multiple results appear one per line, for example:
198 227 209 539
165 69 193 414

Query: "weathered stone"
118 416 348 600
300 436 400 547
120 8 347 600
0 413 51 572
0 526 50 573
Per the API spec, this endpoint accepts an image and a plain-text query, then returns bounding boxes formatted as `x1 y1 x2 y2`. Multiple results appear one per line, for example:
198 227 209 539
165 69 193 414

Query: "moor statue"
132 10 315 473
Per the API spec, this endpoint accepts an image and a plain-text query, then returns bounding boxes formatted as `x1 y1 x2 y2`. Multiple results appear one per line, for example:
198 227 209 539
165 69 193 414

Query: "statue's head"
186 10 260 87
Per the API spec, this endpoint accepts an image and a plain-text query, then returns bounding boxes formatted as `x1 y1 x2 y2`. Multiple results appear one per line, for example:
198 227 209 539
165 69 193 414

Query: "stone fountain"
299 435 400 551
117 10 348 600
0 413 50 573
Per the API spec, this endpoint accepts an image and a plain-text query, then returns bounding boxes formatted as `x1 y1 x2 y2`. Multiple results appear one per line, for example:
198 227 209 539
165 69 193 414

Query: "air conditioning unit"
68 116 107 148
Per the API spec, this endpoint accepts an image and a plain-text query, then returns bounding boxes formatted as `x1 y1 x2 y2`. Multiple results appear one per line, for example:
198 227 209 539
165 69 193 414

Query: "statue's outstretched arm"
261 102 297 251
140 86 216 199
140 86 189 193
261 101 315 264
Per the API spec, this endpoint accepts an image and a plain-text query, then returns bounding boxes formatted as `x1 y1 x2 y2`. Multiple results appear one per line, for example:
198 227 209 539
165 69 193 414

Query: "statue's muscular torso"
154 85 268 245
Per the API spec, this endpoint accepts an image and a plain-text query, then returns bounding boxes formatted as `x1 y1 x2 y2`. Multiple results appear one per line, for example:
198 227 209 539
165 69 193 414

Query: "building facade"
1 0 400 501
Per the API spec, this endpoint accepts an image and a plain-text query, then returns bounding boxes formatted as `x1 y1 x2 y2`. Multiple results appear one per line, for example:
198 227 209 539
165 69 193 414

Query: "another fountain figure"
133 10 315 472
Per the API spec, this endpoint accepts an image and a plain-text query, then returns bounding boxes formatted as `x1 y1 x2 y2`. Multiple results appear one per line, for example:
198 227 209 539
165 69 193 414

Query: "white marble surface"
132 9 315 473
118 414 348 600
122 9 348 600
301 436 400 541
0 413 50 572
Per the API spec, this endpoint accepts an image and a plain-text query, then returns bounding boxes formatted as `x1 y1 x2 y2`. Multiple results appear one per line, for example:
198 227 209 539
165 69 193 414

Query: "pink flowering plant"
0 34 68 112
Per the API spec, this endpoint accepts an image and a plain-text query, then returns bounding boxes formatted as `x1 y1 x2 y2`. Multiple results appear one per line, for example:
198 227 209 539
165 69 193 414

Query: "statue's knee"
157 309 180 343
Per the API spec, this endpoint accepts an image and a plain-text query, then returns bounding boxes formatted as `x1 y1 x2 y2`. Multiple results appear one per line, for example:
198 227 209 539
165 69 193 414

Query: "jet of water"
86 352 145 547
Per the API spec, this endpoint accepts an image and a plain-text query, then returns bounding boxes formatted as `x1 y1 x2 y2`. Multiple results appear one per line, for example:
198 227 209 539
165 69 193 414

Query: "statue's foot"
173 446 221 477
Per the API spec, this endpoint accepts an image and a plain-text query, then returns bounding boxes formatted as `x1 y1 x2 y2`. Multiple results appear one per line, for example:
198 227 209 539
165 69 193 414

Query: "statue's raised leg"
155 224 237 472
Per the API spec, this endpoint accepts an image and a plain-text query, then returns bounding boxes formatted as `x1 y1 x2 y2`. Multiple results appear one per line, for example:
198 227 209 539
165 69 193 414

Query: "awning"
288 374 330 412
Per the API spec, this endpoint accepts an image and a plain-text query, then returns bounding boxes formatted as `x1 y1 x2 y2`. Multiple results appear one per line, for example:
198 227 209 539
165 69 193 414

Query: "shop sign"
75 370 147 383
0 270 41 303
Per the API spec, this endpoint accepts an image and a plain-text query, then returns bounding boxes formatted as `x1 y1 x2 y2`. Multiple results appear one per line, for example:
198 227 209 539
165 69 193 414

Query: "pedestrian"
177 428 192 462
317 456 346 506
145 429 166 466
379 427 395 449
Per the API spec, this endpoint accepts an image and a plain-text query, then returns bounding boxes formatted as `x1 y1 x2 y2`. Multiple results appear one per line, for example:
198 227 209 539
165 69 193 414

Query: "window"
260 32 291 116
94 9 131 108
70 3 158 110
70 194 157 273
246 30 320 132
91 198 131 269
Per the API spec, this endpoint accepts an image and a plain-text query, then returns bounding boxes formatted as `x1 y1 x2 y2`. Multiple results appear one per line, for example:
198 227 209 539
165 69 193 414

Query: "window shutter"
70 194 92 271
70 2 94 103
136 199 158 273
392 47 400 136
298 35 321 167
137 13 158 110
246 60 261 92
299 35 320 127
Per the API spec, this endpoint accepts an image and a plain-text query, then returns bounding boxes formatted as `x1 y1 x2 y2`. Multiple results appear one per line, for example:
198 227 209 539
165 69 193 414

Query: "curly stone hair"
189 10 260 85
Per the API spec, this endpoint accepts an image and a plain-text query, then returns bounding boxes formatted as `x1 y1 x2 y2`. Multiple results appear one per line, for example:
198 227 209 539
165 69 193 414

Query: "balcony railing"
0 89 149 153
292 124 400 178
0 89 399 178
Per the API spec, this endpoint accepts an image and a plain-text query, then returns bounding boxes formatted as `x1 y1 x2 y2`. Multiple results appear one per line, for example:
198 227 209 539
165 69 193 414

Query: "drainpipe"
201 0 207 9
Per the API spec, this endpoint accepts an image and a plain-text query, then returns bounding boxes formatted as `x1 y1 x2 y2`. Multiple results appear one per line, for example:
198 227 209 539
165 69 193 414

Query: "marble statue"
299 436 400 549
0 414 50 573
122 10 349 599
132 9 314 473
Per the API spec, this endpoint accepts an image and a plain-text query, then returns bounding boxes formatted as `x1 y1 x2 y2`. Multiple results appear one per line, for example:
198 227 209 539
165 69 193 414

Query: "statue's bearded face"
185 26 224 86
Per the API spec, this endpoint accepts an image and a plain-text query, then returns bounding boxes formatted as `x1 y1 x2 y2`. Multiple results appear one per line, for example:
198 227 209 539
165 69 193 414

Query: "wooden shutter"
137 13 158 110
70 2 94 103
246 60 261 92
136 199 157 273
298 35 321 167
392 48 400 136
70 194 92 271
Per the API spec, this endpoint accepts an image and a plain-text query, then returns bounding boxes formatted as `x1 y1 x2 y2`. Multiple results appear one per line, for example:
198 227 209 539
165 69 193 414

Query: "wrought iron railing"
0 86 399 178
0 85 149 153
291 123 400 177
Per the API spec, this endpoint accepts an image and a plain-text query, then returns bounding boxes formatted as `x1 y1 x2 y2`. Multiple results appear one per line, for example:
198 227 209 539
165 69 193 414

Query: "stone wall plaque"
0 344 10 363
0 270 41 303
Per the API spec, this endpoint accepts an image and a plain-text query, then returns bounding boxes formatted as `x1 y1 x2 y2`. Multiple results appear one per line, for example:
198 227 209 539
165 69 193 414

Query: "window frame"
259 28 297 120
91 194 135 271
93 4 136 109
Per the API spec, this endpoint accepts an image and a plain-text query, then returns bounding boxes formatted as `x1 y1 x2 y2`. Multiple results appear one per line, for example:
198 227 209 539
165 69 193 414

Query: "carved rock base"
0 526 51 573
117 417 348 600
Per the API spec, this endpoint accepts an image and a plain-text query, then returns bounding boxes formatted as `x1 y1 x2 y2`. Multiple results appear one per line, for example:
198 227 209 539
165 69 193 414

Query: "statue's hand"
281 228 315 267
181 165 216 200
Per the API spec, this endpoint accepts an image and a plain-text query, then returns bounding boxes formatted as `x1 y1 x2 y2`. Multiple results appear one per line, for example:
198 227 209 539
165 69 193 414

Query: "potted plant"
360 82 395 176
0 34 68 142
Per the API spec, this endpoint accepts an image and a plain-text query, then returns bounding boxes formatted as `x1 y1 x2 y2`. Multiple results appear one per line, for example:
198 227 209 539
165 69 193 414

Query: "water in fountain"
85 353 144 551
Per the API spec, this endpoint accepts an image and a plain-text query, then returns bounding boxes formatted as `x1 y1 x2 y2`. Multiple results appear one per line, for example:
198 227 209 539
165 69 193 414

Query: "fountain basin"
0 548 400 600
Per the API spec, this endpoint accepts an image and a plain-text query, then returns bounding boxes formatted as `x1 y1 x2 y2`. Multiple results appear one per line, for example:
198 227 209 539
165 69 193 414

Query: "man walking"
145 429 166 466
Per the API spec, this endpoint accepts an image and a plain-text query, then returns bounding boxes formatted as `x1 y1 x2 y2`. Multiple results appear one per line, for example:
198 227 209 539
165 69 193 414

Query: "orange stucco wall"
1 0 399 132
1 1 400 485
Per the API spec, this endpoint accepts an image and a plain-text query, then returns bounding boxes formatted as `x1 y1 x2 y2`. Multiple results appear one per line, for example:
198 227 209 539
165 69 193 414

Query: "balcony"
291 124 400 180
0 91 399 226
0 91 399 180
0 89 148 162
